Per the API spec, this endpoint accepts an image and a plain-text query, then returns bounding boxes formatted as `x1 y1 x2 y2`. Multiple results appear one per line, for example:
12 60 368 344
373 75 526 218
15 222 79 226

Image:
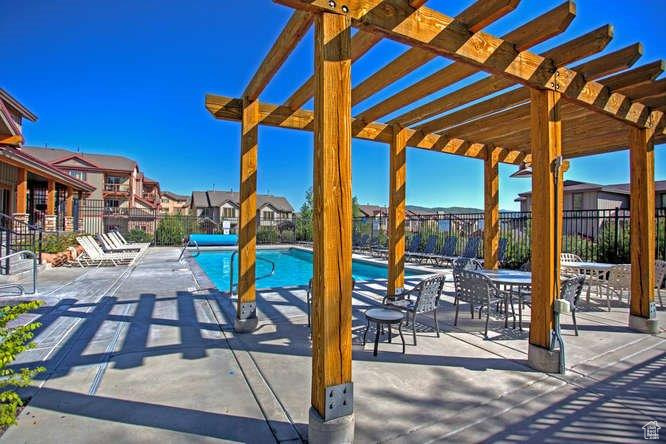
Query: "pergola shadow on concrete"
205 0 664 440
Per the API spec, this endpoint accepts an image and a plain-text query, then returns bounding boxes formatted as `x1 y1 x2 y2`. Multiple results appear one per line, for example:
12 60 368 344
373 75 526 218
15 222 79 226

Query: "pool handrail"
178 239 200 261
0 250 38 296
228 250 276 295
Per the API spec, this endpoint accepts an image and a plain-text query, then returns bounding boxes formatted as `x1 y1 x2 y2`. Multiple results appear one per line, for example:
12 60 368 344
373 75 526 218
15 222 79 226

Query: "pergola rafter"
207 1 665 437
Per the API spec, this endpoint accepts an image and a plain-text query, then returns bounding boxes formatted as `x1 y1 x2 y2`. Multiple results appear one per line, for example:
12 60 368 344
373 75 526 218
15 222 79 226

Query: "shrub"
0 301 44 427
39 233 79 254
155 217 185 246
125 229 153 244
257 227 278 244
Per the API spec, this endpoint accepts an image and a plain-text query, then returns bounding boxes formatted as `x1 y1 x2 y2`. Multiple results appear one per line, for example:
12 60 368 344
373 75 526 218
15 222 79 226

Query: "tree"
0 301 44 427
295 187 313 241
352 196 362 218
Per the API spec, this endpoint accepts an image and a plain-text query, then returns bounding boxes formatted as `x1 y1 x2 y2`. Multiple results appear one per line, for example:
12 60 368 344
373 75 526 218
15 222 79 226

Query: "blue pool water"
194 248 427 291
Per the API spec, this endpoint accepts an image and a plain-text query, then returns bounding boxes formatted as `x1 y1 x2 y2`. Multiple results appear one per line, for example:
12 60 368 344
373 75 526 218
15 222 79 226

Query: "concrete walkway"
1 247 664 443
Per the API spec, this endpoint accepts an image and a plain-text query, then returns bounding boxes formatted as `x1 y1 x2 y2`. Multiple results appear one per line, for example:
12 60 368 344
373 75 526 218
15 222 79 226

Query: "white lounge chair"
109 231 150 250
76 236 137 267
98 233 141 253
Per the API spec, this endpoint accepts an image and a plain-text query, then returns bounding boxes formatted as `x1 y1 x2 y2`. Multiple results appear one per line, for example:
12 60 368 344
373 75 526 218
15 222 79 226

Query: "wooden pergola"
206 0 664 437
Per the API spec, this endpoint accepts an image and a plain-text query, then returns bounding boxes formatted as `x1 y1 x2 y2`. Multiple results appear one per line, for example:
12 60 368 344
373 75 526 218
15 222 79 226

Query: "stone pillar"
64 216 75 232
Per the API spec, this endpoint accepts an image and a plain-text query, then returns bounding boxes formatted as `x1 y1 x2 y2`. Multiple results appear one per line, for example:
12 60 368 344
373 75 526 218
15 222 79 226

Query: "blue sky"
2 0 664 210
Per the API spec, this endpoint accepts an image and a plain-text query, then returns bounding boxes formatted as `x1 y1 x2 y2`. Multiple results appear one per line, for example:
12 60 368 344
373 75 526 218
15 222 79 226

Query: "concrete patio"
2 247 665 443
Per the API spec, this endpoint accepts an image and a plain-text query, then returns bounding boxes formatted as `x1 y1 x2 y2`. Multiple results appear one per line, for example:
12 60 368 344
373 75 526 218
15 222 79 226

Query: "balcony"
104 183 130 194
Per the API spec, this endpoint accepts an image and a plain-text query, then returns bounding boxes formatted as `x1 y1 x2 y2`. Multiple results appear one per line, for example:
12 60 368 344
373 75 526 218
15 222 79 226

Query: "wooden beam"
620 78 666 100
277 0 656 128
355 1 578 124
244 11 313 101
205 94 530 164
528 89 562 355
0 135 23 146
387 125 407 295
16 168 27 214
601 60 664 91
571 43 642 81
237 98 260 328
311 11 353 422
284 0 428 111
483 147 500 269
46 180 56 216
401 25 615 130
629 125 657 325
351 0 519 105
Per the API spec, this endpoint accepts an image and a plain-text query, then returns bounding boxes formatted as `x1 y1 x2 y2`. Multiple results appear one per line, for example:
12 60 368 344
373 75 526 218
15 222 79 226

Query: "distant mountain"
406 205 483 214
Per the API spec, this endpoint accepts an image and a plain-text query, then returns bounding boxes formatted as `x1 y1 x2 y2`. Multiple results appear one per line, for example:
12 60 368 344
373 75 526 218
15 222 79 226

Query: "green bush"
0 301 44 427
257 227 278 244
39 233 79 254
125 229 153 244
155 217 185 246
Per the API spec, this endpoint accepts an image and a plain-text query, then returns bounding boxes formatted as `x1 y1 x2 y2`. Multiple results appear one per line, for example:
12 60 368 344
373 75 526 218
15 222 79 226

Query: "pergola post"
628 126 658 333
14 168 28 224
309 11 354 442
65 186 75 232
45 180 57 232
235 97 260 333
527 89 564 373
483 147 500 269
387 125 407 296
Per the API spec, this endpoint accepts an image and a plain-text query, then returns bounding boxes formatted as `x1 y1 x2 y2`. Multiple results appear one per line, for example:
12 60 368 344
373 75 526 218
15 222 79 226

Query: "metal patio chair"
560 274 586 336
455 269 512 338
384 273 446 345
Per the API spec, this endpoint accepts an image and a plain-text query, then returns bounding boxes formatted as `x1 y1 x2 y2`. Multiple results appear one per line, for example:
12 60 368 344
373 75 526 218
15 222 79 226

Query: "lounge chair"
433 236 458 267
403 235 422 262
437 237 481 267
655 260 666 308
76 236 137 267
383 273 446 345
406 235 438 263
110 231 150 250
478 237 508 266
98 233 141 252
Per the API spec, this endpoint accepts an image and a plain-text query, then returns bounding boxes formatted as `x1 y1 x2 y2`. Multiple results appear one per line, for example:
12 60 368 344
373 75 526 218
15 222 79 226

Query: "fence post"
613 208 619 261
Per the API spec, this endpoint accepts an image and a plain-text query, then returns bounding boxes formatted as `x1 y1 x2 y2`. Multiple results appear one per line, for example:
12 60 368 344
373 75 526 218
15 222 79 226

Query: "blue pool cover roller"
188 234 238 246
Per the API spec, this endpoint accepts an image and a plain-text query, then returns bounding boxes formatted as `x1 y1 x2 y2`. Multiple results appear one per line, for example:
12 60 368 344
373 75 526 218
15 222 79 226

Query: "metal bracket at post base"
234 302 258 333
325 382 353 421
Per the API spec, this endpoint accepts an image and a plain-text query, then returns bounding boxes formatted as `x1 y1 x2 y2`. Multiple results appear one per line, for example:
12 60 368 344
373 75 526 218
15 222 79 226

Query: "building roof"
518 180 666 198
162 191 189 201
191 191 294 212
358 204 387 217
23 146 138 173
0 89 37 122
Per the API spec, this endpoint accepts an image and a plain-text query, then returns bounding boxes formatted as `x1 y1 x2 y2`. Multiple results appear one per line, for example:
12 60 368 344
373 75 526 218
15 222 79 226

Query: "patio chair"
478 237 508 267
384 274 446 345
76 236 136 267
433 236 458 267
455 269 512 338
519 260 531 271
452 257 483 316
406 235 438 263
98 233 141 253
461 237 481 259
560 274 586 336
109 231 150 250
656 260 666 308
307 278 355 327
403 234 421 262
604 264 631 310
561 252 582 263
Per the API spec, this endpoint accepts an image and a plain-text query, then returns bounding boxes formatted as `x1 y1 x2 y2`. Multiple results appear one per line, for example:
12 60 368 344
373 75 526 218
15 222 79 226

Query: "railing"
353 207 666 268
104 183 130 193
0 213 43 274
228 250 276 295
0 250 38 295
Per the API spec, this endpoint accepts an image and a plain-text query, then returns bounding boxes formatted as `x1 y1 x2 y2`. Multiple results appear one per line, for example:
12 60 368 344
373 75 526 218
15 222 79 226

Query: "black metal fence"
0 212 43 274
77 199 310 246
353 208 666 268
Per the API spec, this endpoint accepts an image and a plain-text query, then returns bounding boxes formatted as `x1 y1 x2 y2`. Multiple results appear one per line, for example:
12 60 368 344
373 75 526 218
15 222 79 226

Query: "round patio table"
363 308 406 356
477 269 532 330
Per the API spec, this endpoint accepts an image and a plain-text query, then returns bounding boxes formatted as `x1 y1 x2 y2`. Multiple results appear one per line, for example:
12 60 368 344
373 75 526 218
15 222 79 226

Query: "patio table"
477 269 532 330
561 261 614 302
363 308 406 356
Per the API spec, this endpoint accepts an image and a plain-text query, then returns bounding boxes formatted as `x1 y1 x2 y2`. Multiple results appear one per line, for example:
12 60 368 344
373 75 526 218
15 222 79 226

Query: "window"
222 207 235 218
572 193 584 211
661 193 666 209
105 199 120 208
262 211 274 221
68 170 87 181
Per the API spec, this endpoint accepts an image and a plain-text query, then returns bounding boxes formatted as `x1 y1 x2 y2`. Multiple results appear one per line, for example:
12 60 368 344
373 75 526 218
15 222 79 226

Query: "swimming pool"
194 248 428 291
